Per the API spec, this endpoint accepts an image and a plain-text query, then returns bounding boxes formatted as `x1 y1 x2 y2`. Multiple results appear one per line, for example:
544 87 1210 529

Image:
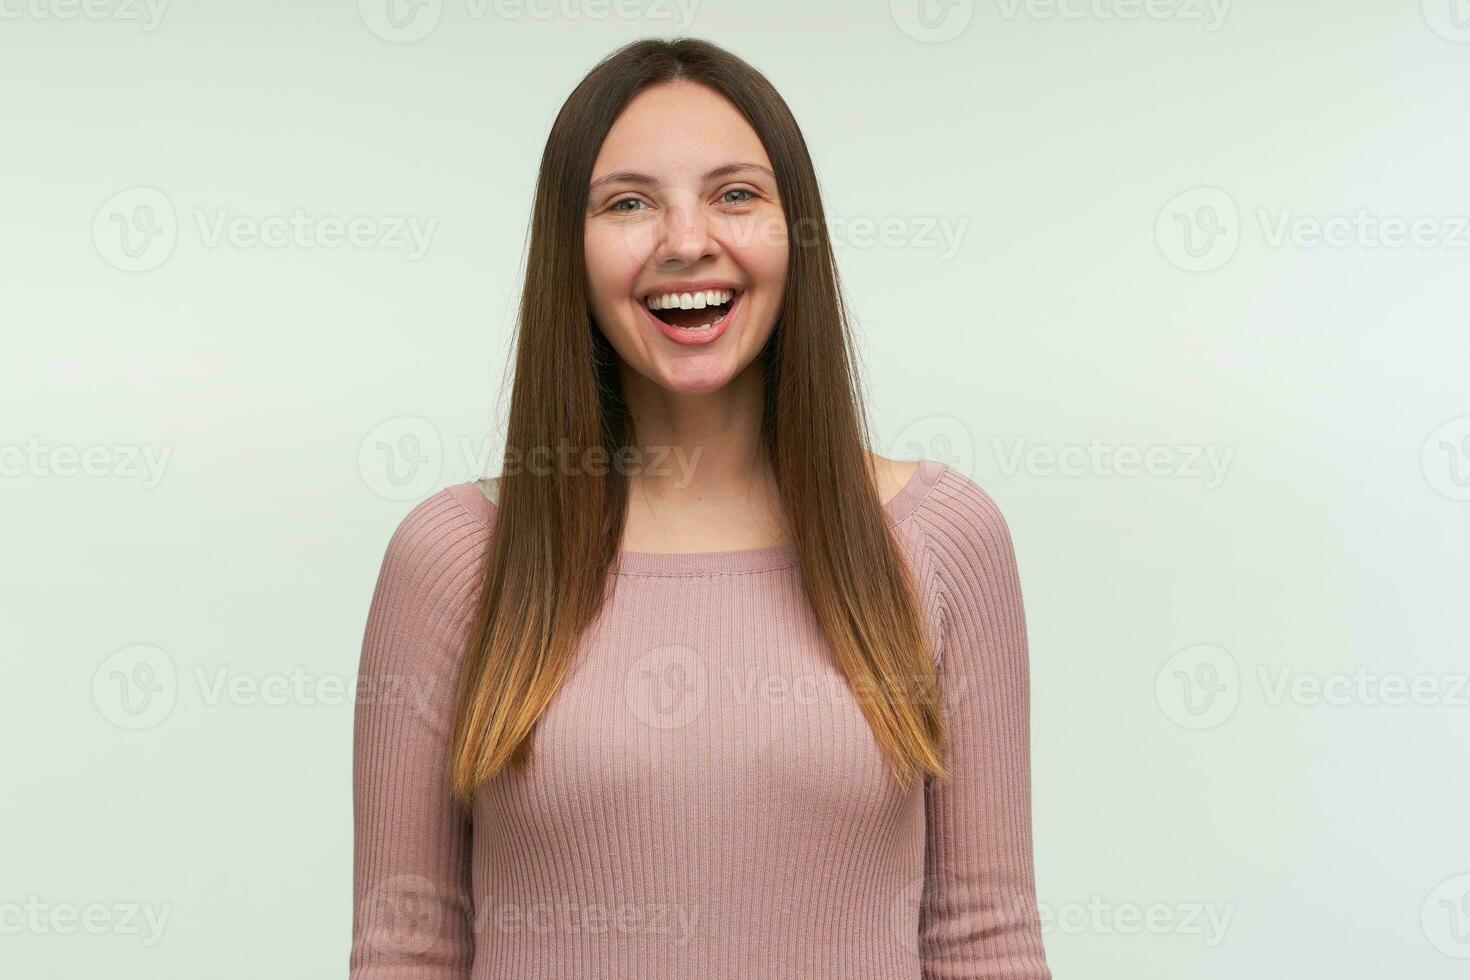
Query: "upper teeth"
645 288 735 310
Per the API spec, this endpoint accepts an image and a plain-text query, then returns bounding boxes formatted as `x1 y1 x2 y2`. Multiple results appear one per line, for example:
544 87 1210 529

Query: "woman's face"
584 80 789 395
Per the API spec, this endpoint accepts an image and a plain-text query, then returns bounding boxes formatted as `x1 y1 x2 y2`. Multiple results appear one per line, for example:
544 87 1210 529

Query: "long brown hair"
450 37 948 805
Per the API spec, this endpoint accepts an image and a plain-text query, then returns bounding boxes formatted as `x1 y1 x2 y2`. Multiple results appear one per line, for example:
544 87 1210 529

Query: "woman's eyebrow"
588 162 775 192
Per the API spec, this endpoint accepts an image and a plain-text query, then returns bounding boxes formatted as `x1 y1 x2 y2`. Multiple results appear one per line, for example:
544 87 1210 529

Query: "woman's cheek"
584 231 635 308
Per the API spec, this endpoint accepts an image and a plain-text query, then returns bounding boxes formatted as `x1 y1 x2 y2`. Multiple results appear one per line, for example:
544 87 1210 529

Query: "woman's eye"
606 189 755 213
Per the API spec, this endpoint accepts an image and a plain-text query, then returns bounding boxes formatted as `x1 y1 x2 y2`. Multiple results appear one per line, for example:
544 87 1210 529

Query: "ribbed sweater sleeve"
916 472 1052 979
350 491 483 980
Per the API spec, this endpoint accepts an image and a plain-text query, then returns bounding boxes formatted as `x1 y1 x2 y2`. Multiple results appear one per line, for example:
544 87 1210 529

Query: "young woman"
350 37 1051 980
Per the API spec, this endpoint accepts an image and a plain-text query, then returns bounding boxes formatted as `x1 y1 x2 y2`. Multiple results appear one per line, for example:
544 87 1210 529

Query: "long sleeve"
917 472 1051 979
350 491 485 979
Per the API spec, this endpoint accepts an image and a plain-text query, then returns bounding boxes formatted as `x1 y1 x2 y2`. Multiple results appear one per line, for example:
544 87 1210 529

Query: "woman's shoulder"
899 458 1020 582
869 452 1011 533
447 477 499 529
373 482 498 588
869 453 923 507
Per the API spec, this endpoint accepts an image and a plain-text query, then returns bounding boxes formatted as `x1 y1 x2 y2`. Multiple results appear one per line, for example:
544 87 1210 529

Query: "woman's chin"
654 356 741 395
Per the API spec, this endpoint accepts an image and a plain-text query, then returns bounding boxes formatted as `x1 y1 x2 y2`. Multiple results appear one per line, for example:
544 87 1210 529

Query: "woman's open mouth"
639 287 742 346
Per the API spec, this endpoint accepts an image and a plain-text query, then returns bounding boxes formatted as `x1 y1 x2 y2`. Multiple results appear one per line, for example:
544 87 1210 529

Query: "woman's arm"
350 492 481 979
919 472 1051 979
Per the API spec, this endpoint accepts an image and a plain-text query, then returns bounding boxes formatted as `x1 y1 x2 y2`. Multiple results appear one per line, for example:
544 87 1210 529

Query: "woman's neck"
616 360 784 552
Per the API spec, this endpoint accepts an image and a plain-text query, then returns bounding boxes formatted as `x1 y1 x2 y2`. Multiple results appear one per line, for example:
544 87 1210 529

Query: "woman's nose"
654 201 717 264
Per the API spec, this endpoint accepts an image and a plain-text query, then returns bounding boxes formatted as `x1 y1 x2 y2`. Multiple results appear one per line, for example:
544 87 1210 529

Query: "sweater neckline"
456 458 946 576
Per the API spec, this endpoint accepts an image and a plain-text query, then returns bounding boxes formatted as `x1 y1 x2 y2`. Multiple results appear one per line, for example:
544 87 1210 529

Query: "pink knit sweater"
350 458 1051 979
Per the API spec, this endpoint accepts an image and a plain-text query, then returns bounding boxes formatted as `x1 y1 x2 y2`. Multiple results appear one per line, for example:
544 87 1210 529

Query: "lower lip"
639 290 742 346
